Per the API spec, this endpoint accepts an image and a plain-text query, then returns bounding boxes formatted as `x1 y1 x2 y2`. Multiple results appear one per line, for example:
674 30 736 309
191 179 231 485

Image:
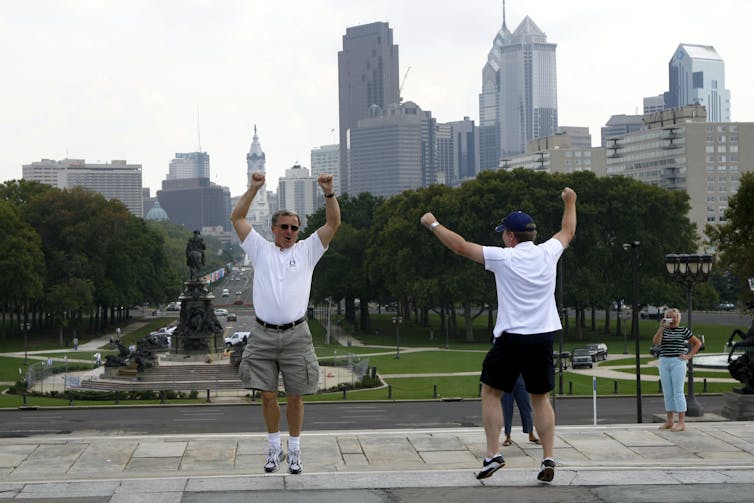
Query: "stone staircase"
76 362 246 391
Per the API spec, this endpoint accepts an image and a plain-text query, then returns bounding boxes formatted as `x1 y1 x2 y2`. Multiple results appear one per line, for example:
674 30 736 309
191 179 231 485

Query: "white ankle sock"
288 436 300 451
268 432 281 450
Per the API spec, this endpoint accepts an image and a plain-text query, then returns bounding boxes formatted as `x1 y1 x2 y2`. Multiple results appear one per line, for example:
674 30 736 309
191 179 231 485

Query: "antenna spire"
197 106 202 152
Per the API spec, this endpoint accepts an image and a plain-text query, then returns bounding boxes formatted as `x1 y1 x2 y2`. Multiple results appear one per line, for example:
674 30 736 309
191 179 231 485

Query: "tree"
304 193 384 330
0 200 45 338
707 172 754 305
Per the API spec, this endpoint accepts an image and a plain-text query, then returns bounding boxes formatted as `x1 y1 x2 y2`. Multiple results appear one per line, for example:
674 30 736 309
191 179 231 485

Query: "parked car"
639 305 668 319
224 331 249 347
571 348 594 369
717 302 735 311
585 343 608 361
226 313 237 321
214 308 228 316
165 301 181 311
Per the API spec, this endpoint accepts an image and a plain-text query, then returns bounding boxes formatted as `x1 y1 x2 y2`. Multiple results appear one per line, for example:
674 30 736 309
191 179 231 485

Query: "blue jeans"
501 375 533 436
659 356 687 412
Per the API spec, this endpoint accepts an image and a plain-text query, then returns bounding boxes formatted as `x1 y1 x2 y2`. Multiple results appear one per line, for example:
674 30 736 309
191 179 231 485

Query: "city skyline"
2 0 753 198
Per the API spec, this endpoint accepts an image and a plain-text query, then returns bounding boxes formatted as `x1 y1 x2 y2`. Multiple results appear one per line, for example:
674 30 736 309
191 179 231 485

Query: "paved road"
0 395 727 437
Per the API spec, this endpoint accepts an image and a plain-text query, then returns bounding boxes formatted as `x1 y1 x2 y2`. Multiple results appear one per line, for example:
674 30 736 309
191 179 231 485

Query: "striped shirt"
659 326 692 357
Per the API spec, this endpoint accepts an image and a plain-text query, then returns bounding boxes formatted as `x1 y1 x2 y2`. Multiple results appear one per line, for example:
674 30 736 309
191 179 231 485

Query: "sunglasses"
278 224 299 231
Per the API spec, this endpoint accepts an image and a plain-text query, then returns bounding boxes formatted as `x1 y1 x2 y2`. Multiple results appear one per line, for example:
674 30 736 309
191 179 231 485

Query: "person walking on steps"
231 171 340 475
421 186 576 482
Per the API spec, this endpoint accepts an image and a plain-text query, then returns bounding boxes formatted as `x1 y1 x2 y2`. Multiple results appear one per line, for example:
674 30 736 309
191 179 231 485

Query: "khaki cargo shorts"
239 321 320 395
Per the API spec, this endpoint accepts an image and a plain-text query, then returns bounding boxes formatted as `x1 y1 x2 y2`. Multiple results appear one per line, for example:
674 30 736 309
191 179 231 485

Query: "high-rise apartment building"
349 101 435 198
436 117 479 186
605 105 751 240
276 164 322 230
479 11 558 169
246 126 273 241
157 149 230 232
310 144 340 195
338 22 400 195
167 152 210 180
157 177 228 233
667 44 730 122
22 158 143 216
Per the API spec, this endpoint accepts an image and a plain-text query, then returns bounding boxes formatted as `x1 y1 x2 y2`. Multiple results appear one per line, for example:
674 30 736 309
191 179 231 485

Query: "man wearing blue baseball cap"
420 187 577 482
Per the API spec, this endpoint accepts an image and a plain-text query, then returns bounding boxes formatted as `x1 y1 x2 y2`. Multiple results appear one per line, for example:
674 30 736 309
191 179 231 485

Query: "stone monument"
170 231 224 358
722 300 754 420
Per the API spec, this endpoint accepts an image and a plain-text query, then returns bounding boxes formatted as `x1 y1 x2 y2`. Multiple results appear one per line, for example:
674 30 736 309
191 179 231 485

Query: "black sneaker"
476 454 505 480
537 458 556 482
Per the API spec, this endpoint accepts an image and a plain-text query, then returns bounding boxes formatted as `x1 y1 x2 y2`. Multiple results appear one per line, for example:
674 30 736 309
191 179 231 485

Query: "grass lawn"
2 312 745 406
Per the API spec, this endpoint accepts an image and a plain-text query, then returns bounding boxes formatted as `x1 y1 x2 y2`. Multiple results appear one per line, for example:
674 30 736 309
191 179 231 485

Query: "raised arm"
553 187 577 248
420 212 485 265
231 172 265 242
315 173 341 247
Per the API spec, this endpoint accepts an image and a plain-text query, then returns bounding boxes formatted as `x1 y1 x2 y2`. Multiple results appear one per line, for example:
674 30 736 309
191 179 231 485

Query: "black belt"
256 316 307 331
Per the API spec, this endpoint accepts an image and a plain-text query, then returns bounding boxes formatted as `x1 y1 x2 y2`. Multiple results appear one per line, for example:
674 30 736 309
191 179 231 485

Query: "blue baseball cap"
495 211 536 233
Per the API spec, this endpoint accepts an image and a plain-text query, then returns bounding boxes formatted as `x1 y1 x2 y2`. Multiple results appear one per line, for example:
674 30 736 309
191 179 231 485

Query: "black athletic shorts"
480 330 558 394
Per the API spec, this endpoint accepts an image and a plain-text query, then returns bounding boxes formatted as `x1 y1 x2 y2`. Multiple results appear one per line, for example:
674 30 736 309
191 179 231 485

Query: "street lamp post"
393 315 403 359
20 322 30 365
664 253 713 417
623 241 642 423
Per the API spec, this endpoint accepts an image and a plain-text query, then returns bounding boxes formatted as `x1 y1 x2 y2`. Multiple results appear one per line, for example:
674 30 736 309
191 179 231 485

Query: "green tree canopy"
707 171 754 306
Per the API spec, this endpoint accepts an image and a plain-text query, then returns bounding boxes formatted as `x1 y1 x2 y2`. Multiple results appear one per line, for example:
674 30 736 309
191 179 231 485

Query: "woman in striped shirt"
652 308 703 432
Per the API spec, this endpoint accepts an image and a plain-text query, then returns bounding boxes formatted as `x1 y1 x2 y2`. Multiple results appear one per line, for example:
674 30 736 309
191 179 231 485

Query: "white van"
222 288 230 297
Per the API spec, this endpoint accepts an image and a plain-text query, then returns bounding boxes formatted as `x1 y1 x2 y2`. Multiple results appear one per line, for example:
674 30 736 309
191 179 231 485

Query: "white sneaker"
264 446 285 473
288 448 303 474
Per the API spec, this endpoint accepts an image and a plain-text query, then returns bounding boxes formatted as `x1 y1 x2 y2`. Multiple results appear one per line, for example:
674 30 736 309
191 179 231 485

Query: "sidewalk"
1 421 753 501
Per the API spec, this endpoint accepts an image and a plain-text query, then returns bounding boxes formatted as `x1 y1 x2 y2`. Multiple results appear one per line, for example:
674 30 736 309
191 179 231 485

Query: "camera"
662 318 673 325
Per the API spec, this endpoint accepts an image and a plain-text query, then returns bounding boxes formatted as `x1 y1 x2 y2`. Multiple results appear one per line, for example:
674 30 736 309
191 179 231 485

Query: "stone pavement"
0 421 753 501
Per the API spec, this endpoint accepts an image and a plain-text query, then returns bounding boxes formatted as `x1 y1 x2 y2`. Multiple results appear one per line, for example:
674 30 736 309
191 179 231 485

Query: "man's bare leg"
530 393 555 459
481 384 504 457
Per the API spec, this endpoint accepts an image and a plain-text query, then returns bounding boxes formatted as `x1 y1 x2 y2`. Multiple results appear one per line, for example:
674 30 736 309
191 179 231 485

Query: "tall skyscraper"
167 152 209 180
338 22 400 195
310 144 340 194
479 9 558 169
349 101 434 198
667 44 730 122
277 164 321 230
437 117 479 185
246 126 272 240
478 6 512 171
157 177 227 232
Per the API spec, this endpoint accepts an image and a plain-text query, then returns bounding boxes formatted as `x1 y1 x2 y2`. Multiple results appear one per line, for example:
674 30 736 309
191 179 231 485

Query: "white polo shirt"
483 238 564 337
241 229 326 325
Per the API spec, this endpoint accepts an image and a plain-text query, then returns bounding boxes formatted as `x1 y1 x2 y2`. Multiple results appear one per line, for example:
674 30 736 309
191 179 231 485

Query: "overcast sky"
2 0 752 198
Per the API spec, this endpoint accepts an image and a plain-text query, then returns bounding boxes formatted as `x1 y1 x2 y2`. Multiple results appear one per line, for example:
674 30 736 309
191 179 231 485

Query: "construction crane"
399 66 411 103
